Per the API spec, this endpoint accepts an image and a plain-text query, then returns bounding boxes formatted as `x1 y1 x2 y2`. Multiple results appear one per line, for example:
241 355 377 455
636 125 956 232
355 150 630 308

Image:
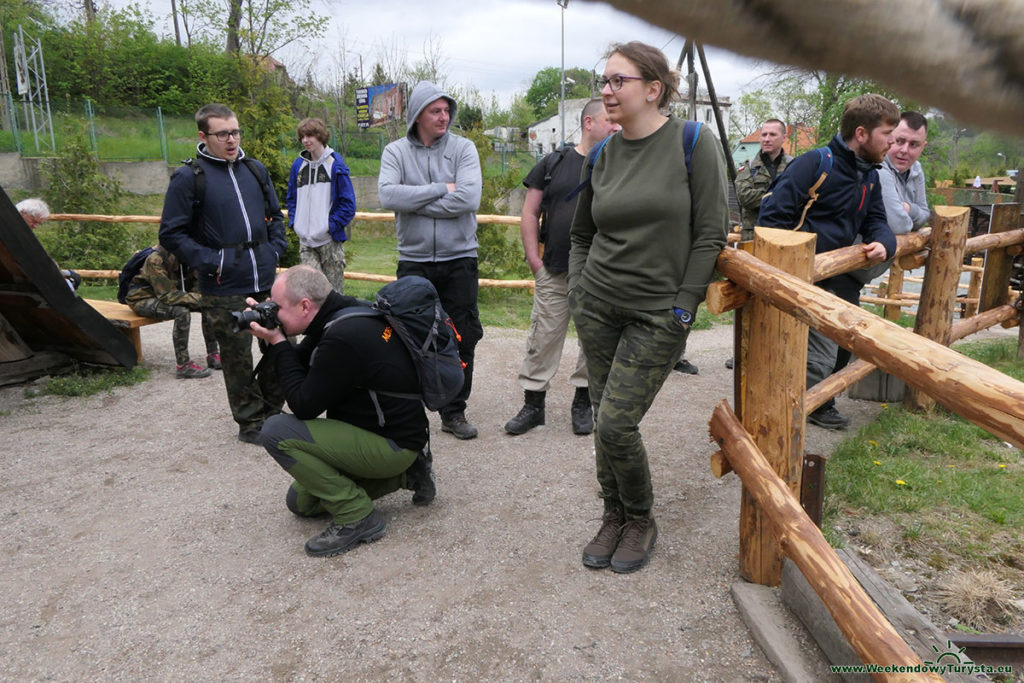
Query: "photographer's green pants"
260 413 418 524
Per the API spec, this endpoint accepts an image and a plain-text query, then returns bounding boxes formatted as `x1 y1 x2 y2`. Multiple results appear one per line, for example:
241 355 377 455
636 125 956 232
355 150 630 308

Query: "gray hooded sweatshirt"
378 81 482 262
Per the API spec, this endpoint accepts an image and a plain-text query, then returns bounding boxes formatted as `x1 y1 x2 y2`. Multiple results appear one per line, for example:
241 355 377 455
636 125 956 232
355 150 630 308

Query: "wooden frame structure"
705 205 1023 679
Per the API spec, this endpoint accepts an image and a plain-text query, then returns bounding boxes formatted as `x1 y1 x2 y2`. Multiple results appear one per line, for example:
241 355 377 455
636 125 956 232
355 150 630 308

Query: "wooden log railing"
710 401 942 682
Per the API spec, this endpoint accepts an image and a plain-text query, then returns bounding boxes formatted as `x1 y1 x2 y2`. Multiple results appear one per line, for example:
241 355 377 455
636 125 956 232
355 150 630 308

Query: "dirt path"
1 319 875 680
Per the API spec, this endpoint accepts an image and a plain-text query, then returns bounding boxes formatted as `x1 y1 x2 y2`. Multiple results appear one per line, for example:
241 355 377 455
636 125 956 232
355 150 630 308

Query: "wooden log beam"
738 228 814 586
979 206 1023 312
715 247 1024 448
708 230 931 315
967 227 1024 257
804 304 1020 414
51 211 524 227
709 401 941 681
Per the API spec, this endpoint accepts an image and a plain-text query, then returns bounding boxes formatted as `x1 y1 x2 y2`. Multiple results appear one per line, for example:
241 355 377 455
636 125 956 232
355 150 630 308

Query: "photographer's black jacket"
265 291 429 452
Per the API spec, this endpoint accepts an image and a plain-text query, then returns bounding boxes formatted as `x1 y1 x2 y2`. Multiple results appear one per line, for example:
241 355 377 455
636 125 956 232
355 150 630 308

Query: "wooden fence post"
883 262 904 322
904 206 969 412
964 256 984 318
738 227 815 586
978 203 1021 313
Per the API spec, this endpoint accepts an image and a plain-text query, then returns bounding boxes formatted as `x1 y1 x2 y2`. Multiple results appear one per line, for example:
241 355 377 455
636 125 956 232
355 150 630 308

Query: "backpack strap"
792 147 833 231
324 307 422 426
564 135 612 202
682 120 702 175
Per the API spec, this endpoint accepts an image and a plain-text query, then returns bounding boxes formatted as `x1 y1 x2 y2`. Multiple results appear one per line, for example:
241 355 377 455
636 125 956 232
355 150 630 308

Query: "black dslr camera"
232 300 280 332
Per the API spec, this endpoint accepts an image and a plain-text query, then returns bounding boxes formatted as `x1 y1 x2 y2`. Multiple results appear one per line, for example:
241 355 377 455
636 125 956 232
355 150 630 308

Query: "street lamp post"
557 0 568 149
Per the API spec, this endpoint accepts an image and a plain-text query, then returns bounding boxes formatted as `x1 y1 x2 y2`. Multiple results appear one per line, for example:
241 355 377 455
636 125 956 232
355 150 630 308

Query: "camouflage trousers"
201 292 284 430
129 297 217 366
569 287 689 520
300 240 346 293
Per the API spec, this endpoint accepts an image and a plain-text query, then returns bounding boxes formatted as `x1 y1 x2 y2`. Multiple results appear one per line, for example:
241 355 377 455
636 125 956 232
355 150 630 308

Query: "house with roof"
733 124 817 169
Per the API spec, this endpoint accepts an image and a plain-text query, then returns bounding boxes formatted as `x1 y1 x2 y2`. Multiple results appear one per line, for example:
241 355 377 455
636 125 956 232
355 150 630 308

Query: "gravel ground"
0 318 879 680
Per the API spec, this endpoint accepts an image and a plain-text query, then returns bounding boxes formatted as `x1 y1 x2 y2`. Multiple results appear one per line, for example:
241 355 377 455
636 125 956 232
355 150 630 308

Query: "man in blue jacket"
160 103 288 444
378 81 483 440
285 118 356 293
758 93 898 430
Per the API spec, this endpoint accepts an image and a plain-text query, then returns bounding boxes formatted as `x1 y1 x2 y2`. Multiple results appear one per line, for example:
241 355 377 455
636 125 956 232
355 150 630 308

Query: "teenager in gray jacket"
378 81 483 440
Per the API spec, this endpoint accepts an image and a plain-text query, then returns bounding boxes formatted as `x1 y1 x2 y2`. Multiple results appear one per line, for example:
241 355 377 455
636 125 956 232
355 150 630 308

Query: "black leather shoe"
441 413 478 440
305 508 387 557
405 448 436 506
504 404 545 435
570 393 593 435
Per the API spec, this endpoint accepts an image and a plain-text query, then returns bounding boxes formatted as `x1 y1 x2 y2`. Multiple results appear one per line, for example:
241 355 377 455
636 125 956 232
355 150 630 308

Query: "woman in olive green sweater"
568 41 729 574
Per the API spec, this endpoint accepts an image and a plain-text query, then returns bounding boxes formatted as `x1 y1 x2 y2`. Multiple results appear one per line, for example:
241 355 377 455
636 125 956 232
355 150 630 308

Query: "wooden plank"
0 311 32 361
781 556 974 683
978 205 1021 312
82 299 165 362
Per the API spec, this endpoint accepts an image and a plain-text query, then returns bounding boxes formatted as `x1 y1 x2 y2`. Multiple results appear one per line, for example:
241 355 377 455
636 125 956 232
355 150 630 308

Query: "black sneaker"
582 511 624 569
441 413 478 440
610 516 658 573
725 357 734 370
504 403 545 435
807 405 851 430
570 395 593 435
673 359 699 375
305 508 387 557
405 449 436 506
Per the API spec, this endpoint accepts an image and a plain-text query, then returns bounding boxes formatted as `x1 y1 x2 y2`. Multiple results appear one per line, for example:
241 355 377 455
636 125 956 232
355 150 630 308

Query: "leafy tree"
458 104 483 131
220 0 325 59
40 122 130 269
525 67 594 118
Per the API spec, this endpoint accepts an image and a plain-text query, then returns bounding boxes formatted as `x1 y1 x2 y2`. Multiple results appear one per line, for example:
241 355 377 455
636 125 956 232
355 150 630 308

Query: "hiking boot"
725 357 734 370
176 360 211 379
504 390 545 435
610 516 658 573
582 510 625 569
441 413 478 440
206 352 222 370
570 387 593 435
305 508 387 557
673 359 699 375
405 448 436 506
238 424 263 445
808 405 851 430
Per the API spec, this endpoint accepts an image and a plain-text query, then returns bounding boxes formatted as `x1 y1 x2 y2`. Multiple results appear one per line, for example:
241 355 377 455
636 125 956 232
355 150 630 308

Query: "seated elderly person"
16 198 81 291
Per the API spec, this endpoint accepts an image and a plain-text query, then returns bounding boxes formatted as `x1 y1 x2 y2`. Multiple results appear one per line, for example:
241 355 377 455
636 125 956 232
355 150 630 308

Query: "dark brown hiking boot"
610 516 658 573
582 510 625 569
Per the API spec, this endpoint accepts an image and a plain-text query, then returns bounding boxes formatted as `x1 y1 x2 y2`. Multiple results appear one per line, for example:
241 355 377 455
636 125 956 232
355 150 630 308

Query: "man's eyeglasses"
206 129 242 141
598 74 645 91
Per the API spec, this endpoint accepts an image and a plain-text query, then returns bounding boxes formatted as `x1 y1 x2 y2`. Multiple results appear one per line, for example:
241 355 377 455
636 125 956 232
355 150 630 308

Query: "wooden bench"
83 299 166 362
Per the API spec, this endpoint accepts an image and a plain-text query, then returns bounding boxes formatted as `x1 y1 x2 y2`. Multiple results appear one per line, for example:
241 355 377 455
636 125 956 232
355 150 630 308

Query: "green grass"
861 303 916 328
24 364 150 398
823 337 1024 580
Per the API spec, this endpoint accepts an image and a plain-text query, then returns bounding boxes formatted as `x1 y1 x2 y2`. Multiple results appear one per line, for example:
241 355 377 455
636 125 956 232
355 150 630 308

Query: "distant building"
526 98 589 156
482 125 521 152
733 123 817 169
669 94 731 139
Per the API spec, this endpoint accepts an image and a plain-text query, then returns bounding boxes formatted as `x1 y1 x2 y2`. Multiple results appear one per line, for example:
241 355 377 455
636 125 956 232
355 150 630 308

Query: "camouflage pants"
202 293 284 430
300 241 346 293
129 297 217 366
569 287 689 520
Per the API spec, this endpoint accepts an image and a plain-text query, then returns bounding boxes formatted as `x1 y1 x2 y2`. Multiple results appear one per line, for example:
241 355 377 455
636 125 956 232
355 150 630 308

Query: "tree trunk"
226 0 242 54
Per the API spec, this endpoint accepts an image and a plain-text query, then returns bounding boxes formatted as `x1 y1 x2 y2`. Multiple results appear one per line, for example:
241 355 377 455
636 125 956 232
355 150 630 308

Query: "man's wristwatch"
673 307 694 326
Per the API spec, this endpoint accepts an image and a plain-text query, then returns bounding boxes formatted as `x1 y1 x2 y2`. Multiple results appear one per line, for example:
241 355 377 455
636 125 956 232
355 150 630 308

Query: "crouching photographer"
244 265 434 558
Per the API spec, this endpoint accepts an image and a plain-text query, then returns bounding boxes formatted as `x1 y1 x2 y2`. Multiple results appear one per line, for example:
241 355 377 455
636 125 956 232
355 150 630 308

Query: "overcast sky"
136 0 768 108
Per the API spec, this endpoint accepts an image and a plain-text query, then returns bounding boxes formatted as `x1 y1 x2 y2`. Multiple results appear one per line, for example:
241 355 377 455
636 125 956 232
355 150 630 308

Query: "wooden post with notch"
904 206 969 412
979 203 1022 313
738 227 815 585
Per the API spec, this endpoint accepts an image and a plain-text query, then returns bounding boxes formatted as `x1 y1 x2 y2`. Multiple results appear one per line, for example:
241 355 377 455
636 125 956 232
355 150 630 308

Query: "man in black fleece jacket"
247 265 434 557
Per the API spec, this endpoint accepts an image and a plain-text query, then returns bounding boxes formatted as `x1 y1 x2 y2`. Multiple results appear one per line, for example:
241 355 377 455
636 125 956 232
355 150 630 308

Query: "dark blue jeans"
397 258 483 418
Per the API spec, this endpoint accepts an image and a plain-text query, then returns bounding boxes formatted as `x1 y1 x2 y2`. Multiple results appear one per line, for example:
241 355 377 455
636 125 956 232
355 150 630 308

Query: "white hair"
16 198 50 219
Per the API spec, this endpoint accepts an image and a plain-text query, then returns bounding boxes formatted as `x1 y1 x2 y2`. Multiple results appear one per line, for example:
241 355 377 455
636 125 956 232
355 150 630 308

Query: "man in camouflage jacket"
735 119 792 240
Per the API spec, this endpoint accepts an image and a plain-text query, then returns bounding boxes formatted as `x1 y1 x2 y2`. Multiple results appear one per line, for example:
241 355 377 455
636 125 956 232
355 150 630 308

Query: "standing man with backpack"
285 118 356 293
503 99 618 436
758 93 898 430
378 81 483 440
735 119 792 241
246 265 434 557
159 103 288 444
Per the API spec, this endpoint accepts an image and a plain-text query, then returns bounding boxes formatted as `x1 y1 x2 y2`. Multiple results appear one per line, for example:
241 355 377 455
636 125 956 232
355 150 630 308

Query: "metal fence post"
84 99 98 153
157 106 168 163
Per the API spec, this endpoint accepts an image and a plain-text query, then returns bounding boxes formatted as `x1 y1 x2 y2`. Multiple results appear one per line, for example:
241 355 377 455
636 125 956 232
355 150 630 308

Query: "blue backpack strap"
564 135 613 202
682 121 703 175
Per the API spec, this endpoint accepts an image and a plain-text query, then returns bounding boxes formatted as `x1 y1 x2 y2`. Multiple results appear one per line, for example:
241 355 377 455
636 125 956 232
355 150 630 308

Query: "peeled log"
709 401 941 681
715 248 1024 448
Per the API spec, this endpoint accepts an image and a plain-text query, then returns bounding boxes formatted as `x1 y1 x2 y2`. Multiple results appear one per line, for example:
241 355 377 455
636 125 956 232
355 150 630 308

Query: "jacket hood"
406 81 457 141
300 145 334 164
